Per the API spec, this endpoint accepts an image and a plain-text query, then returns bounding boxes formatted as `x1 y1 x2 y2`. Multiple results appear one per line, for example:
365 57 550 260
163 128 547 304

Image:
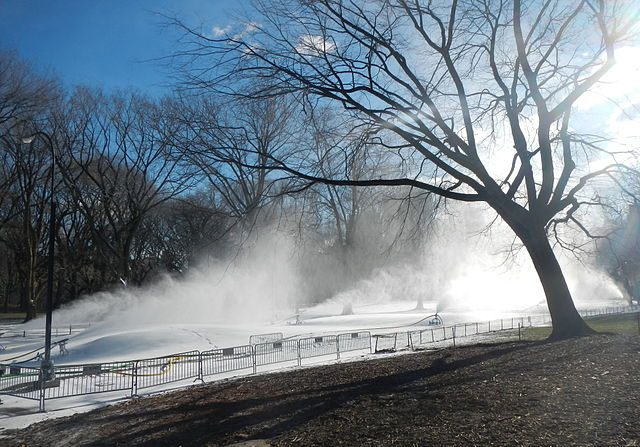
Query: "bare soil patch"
4 334 640 446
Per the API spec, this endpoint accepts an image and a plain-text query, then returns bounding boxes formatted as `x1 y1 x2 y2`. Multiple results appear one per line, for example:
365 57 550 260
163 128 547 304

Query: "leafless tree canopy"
171 0 640 337
0 51 431 320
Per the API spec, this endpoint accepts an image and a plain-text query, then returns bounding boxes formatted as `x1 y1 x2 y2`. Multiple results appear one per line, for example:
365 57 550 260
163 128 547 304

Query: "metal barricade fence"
374 333 397 352
299 335 338 360
444 326 456 340
135 351 200 392
201 345 253 377
2 305 637 409
337 332 371 354
254 340 299 368
4 324 91 338
431 327 446 343
0 364 41 400
393 332 410 350
249 333 283 345
408 330 422 349
43 360 135 400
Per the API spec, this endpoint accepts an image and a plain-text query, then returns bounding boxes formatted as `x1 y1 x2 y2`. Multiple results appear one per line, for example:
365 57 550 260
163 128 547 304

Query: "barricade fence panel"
444 326 456 340
43 360 134 399
201 345 253 377
0 364 41 400
431 327 446 343
458 323 472 337
408 330 421 349
393 332 410 350
254 340 299 367
3 324 91 338
135 351 200 391
249 333 283 345
374 334 396 352
299 335 337 359
337 332 371 353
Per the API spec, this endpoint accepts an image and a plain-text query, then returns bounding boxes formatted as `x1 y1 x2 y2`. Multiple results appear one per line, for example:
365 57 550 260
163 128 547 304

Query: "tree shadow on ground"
70 341 544 446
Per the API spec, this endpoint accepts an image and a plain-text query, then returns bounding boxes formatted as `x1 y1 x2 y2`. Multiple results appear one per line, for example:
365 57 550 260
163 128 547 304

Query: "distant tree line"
0 50 433 320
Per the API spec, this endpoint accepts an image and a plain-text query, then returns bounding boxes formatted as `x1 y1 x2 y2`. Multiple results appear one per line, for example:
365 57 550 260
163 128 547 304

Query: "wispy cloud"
208 25 232 38
296 34 336 56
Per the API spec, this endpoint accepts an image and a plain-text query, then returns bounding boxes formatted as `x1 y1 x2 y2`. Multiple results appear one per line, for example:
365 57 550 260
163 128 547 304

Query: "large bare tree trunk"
520 226 594 339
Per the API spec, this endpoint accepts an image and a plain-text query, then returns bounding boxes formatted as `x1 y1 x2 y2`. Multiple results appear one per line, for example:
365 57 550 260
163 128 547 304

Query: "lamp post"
22 131 56 381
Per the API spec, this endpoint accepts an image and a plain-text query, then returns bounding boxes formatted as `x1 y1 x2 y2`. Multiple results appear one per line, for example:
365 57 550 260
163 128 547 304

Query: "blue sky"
0 0 245 96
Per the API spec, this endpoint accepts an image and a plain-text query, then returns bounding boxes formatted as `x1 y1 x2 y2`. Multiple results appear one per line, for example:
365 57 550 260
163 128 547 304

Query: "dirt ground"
4 333 640 446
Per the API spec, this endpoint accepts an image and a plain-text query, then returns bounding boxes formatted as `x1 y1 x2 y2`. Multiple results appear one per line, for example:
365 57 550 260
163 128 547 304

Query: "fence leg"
252 346 257 374
518 323 522 341
452 327 456 348
488 321 491 332
464 323 467 337
195 353 204 383
369 333 373 354
38 373 45 412
336 337 341 360
131 361 139 398
297 341 301 367
501 319 503 331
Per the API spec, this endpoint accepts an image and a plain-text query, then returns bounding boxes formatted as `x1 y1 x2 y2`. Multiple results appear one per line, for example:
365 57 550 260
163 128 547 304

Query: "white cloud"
232 21 259 40
209 25 231 37
296 34 336 56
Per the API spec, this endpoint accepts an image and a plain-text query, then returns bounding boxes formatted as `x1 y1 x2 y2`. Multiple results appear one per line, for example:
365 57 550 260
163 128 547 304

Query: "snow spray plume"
314 202 624 317
28 231 301 328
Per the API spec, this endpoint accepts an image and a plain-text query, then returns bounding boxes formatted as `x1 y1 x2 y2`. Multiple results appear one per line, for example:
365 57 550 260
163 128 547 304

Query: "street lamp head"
22 135 36 144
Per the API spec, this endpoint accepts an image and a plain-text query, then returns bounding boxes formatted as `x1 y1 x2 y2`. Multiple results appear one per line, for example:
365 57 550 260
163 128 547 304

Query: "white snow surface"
0 298 628 434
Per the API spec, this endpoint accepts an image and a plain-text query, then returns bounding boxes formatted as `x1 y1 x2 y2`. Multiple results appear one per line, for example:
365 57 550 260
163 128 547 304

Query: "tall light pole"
22 131 56 381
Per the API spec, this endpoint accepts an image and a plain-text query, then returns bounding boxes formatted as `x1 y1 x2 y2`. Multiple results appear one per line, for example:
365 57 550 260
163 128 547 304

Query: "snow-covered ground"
0 298 629 433
1 300 541 366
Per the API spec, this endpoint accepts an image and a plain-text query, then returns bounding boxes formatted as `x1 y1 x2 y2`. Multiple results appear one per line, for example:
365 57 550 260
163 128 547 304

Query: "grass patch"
523 311 640 339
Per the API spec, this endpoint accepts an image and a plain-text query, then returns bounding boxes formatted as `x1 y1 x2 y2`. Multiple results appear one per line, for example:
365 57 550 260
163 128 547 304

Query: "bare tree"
58 89 192 285
0 52 59 319
175 0 640 337
0 50 56 129
165 95 301 234
0 127 53 320
303 110 435 306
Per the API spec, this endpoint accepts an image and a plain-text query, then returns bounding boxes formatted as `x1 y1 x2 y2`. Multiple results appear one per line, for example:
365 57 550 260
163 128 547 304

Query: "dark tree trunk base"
515 223 593 340
548 319 596 340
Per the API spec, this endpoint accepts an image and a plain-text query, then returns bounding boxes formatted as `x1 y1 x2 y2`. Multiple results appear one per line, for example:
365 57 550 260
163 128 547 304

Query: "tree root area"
6 334 640 446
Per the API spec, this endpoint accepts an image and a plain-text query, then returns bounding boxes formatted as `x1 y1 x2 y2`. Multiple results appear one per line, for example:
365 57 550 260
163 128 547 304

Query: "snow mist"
31 231 300 328
318 203 625 316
